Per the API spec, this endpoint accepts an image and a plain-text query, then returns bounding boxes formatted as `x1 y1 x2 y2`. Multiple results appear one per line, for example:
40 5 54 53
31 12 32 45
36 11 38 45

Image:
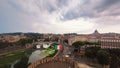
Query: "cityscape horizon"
1 30 120 34
0 0 120 68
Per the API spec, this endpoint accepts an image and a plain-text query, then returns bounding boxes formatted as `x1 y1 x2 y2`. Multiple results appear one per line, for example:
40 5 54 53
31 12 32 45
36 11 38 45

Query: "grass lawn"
0 47 36 68
0 46 57 68
44 48 57 57
45 48 55 54
0 51 25 68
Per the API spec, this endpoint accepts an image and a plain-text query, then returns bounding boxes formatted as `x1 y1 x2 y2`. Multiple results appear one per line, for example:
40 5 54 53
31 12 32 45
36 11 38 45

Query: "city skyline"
0 0 120 34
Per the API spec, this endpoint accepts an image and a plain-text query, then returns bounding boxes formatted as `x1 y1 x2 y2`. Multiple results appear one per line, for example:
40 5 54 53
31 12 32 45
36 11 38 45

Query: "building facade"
68 30 120 49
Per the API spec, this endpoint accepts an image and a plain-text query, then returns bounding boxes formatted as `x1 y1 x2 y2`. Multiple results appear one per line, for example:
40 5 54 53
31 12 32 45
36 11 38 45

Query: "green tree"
44 38 50 42
97 50 110 67
64 39 68 44
110 55 120 68
85 47 100 58
85 49 94 58
107 49 120 68
17 38 33 46
72 41 85 48
14 56 29 68
0 41 10 49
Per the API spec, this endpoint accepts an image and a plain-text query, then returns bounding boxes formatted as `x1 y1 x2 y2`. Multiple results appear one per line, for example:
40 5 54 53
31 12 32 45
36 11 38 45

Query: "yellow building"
68 36 88 45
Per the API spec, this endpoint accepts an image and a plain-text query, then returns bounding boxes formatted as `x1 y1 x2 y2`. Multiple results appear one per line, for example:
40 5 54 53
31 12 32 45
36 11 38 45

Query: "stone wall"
28 57 79 68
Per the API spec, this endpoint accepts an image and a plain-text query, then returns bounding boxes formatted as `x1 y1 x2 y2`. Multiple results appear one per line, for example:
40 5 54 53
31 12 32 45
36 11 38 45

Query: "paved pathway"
78 63 93 68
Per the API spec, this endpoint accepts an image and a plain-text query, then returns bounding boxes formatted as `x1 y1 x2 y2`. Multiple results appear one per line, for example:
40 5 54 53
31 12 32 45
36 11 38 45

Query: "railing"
28 57 79 68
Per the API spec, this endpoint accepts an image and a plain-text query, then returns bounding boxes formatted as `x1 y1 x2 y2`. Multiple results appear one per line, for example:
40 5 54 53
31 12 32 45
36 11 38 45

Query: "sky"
0 0 120 34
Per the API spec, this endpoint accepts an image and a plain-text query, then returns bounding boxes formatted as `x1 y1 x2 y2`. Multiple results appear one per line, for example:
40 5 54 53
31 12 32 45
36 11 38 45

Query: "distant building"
100 37 120 48
68 36 88 45
0 34 26 42
43 42 51 48
36 45 41 49
68 30 120 49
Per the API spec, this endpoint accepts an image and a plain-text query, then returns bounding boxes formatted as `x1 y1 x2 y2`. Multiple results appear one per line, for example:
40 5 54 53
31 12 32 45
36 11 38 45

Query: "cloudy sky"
0 0 120 34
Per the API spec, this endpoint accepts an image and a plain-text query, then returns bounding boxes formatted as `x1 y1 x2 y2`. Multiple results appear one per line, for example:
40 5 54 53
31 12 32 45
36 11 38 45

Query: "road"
57 43 73 57
58 43 93 68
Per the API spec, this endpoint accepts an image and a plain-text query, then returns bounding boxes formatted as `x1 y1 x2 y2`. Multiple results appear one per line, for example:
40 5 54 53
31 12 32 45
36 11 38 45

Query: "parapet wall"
28 57 79 68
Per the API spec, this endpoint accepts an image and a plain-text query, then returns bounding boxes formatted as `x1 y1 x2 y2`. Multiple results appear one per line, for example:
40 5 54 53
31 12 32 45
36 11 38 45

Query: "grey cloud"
34 0 56 13
56 0 69 7
34 0 69 13
62 9 95 20
61 0 120 21
95 0 120 12
0 0 120 33
61 0 96 20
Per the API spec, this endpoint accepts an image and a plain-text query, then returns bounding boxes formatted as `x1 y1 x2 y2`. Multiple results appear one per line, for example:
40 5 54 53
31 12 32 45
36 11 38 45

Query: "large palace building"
68 30 120 49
